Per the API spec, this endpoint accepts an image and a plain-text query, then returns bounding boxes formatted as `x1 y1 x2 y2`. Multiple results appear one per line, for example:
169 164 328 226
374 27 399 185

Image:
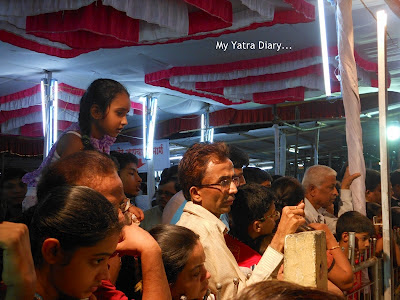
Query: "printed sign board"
111 139 170 172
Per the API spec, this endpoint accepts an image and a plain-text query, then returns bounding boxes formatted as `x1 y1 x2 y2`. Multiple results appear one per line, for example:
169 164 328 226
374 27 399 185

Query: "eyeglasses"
258 210 280 222
196 177 240 190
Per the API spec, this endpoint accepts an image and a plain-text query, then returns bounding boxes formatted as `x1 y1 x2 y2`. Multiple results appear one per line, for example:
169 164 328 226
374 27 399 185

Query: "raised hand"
0 222 36 300
270 203 306 253
341 166 361 190
115 223 160 256
128 205 144 222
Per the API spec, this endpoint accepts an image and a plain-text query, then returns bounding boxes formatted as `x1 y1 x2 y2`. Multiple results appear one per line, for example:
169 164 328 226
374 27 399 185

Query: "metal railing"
345 233 382 300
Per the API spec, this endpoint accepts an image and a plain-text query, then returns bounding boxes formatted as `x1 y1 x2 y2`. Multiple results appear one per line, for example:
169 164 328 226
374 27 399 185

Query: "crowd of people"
0 78 397 300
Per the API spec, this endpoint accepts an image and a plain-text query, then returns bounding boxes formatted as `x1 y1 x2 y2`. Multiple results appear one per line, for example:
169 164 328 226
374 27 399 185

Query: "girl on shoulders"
23 78 131 187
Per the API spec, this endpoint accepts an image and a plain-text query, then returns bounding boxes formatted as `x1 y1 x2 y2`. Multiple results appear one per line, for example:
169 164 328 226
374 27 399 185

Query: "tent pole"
274 124 280 175
294 107 299 178
377 10 393 299
314 123 320 165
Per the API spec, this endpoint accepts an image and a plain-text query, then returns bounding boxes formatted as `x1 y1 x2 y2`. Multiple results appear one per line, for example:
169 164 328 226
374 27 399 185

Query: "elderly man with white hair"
302 165 360 234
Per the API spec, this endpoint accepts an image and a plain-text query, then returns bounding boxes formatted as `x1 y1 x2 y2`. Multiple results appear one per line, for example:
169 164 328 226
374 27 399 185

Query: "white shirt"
177 201 283 300
304 189 354 234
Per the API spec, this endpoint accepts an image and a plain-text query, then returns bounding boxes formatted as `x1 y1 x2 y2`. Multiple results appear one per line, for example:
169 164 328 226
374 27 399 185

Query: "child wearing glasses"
226 183 280 268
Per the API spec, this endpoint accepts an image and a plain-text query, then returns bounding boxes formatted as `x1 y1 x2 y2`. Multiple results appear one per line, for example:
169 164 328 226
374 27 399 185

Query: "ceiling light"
387 125 400 141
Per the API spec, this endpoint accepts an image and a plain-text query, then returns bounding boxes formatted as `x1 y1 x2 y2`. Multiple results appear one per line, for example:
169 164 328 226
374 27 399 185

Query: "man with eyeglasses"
219 145 249 229
177 142 306 300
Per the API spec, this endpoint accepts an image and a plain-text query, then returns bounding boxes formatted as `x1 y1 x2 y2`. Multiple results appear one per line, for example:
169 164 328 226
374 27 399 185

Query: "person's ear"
252 221 262 233
309 184 317 197
342 232 349 243
41 238 64 265
90 104 103 120
190 186 202 204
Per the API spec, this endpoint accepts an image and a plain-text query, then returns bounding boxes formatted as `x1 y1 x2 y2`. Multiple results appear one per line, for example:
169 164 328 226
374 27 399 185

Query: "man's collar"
184 201 228 233
304 198 324 223
304 195 320 210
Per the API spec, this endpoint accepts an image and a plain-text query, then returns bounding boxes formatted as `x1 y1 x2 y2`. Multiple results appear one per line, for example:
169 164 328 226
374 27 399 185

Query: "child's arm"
55 133 84 158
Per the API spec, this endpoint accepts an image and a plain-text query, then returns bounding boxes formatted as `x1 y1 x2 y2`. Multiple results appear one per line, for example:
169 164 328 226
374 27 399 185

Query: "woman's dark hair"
243 167 272 184
30 185 122 267
234 280 344 300
149 224 199 284
271 176 305 213
229 183 275 245
79 79 129 149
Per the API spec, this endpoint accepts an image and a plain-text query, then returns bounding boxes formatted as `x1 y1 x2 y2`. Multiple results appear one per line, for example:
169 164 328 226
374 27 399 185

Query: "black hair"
271 176 304 213
110 151 139 172
391 169 400 187
392 207 400 228
159 165 180 191
271 174 282 182
228 145 249 169
79 79 129 149
149 224 199 284
30 185 121 267
365 169 381 192
366 202 382 220
229 183 275 245
337 162 349 182
0 168 27 187
336 211 375 241
243 167 272 184
179 142 229 200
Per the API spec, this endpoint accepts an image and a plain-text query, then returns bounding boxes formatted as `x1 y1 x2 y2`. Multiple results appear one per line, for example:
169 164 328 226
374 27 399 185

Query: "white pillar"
274 124 280 175
377 10 393 299
143 95 158 207
280 132 286 175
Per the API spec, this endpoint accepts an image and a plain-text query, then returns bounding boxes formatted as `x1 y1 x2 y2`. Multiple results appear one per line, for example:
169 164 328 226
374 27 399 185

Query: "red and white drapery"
0 83 143 137
0 0 315 58
145 45 388 106
0 83 84 137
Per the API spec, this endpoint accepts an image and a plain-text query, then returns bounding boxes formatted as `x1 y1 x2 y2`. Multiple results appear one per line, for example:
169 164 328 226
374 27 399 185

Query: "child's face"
355 232 370 252
257 203 279 236
98 92 130 137
51 232 119 298
1 177 27 206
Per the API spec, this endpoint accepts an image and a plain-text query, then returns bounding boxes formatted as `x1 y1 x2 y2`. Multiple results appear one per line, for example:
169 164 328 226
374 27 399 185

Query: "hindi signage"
111 139 170 172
